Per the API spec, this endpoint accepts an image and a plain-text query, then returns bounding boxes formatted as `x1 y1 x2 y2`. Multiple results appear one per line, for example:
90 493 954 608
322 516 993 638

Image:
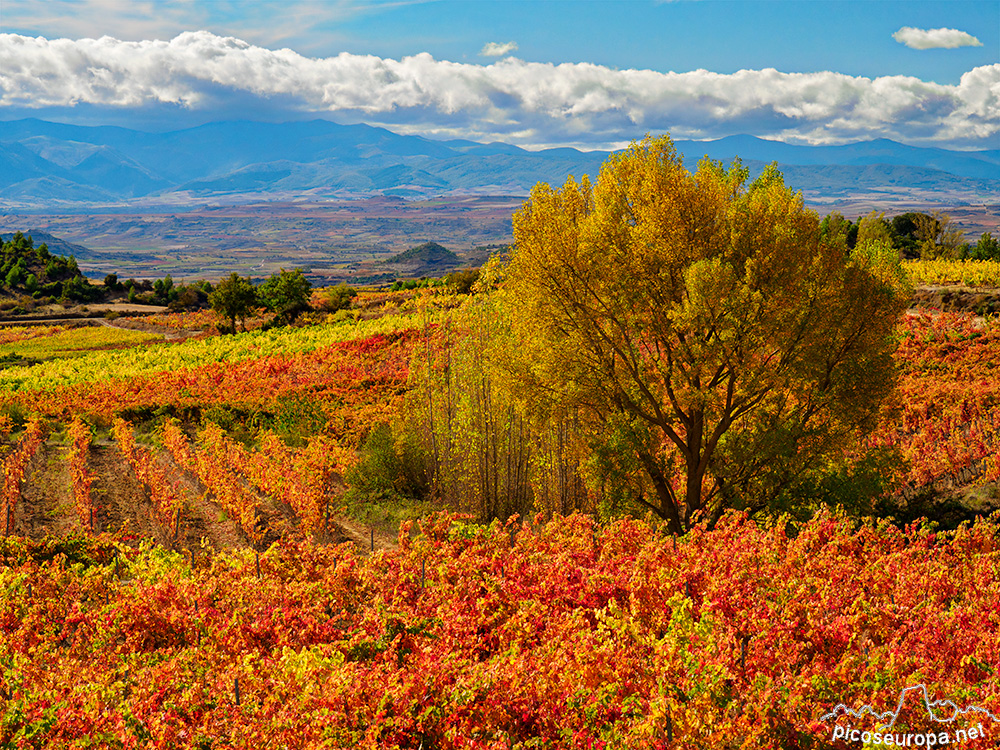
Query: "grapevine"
0 419 43 534
112 417 187 533
67 417 98 533
163 420 269 543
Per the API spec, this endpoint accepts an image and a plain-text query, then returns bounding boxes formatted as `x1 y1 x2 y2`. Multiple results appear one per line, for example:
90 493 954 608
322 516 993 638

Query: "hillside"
0 230 98 304
0 273 997 747
384 241 461 277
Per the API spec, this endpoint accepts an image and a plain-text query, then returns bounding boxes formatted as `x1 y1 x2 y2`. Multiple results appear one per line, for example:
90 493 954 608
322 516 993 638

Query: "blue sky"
1 0 997 149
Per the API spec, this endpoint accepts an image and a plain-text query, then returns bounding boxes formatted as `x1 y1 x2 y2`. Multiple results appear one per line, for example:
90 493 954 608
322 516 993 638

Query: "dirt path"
150 449 251 555
89 442 169 545
14 442 77 539
331 513 398 553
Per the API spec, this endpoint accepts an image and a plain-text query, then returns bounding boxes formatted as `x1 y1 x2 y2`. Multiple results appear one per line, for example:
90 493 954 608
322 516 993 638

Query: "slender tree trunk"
635 448 685 535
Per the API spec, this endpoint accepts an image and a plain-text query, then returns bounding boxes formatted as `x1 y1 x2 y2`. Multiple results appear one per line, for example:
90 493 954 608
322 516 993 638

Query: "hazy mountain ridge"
1 118 997 208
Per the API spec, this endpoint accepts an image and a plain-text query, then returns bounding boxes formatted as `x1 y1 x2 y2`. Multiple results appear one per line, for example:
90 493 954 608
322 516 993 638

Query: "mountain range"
2 118 999 208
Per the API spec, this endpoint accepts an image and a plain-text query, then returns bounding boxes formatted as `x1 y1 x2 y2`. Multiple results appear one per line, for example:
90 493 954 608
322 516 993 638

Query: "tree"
5 264 23 288
445 269 481 294
819 211 858 249
153 275 176 304
500 135 909 534
319 282 357 313
915 211 965 260
209 273 257 333
971 232 1000 261
258 269 312 325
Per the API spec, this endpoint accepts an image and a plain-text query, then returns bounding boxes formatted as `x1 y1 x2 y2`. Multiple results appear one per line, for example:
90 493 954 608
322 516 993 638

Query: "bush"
320 283 358 313
269 394 327 447
346 424 425 503
444 269 480 294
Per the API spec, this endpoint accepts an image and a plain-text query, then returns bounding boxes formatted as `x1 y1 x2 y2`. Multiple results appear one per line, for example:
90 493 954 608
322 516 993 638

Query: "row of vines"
1 308 999 543
1 510 997 748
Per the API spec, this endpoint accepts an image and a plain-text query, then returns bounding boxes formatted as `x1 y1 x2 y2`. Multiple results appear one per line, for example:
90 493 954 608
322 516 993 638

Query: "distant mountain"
1 119 997 208
673 134 1000 181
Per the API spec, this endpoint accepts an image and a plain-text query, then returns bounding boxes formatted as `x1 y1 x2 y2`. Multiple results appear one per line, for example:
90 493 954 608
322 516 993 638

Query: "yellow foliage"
903 259 1000 287
501 134 909 533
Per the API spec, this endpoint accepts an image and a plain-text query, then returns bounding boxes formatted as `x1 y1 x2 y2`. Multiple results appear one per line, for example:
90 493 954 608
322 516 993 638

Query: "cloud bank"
1 31 997 149
893 27 984 50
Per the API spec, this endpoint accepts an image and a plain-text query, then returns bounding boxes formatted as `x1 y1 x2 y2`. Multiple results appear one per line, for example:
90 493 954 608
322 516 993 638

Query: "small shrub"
320 283 358 313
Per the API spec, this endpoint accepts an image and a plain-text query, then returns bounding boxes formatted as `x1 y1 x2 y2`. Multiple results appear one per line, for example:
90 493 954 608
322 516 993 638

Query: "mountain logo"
822 684 1000 733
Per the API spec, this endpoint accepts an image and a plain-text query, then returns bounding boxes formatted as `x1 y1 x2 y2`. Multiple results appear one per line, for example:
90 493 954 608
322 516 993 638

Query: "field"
3 199 996 285
0 274 998 747
0 197 520 284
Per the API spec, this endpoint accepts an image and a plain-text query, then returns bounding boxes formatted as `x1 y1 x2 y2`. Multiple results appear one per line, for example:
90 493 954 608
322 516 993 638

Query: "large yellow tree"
501 135 908 534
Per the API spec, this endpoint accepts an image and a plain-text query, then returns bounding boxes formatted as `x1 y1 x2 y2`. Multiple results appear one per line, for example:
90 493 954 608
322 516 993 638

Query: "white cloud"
1 31 997 149
0 0 430 52
893 27 983 50
480 41 518 57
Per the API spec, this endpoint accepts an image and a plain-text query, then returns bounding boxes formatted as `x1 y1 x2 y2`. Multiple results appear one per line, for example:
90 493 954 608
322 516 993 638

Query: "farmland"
0 197 519 284
3 198 996 286
0 263 998 746
4 3 999 745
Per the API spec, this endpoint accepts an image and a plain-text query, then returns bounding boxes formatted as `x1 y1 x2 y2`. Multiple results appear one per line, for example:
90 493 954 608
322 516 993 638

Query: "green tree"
971 232 1000 261
445 269 481 294
500 134 909 534
153 275 176 303
209 273 257 333
917 212 964 260
5 264 23 289
258 269 312 325
819 212 858 249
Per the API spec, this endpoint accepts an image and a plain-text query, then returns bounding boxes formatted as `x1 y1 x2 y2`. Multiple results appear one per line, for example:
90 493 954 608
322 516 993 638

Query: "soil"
12 442 77 539
88 441 170 546
911 285 1000 316
81 303 169 314
332 513 398 552
152 450 251 558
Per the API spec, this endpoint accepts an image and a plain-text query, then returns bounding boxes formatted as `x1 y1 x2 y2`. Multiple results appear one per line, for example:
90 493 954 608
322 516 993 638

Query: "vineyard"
0 275 998 748
1 510 997 748
901 259 1000 288
0 305 432 551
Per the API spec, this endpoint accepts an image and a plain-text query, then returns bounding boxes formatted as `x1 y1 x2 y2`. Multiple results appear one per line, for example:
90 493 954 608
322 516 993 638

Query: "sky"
0 0 997 150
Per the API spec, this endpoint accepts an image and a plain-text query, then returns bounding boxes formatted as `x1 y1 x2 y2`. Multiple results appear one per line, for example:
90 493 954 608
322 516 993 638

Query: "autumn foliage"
502 135 909 533
1 419 43 534
1 510 997 749
0 221 997 749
